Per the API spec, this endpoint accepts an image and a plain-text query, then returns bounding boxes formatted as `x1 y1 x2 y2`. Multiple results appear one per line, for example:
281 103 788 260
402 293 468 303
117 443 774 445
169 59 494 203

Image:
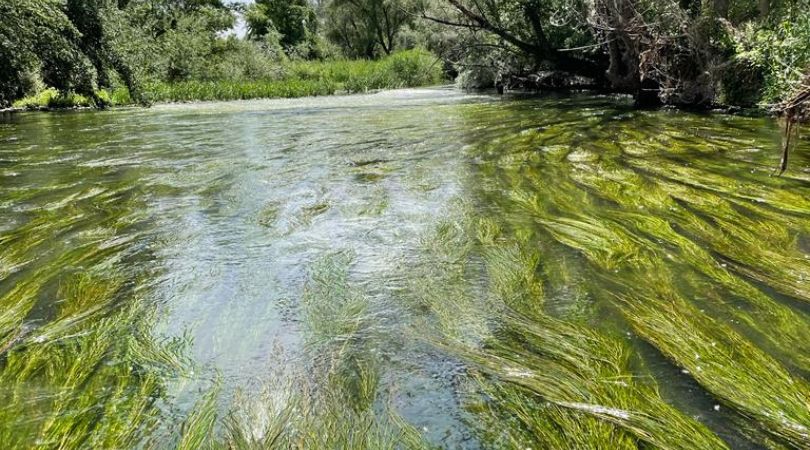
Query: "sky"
226 0 249 38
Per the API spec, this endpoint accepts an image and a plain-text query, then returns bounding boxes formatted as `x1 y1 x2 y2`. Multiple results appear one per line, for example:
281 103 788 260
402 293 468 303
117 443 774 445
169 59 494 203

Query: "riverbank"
5 49 444 112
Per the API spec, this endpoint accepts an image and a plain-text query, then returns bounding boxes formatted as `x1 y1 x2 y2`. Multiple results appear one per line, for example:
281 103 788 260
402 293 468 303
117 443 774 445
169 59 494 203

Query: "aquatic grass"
0 203 189 448
504 180 810 446
0 211 87 284
619 211 810 368
353 185 390 216
224 384 298 449
300 252 391 415
616 276 810 448
178 382 221 450
461 314 729 450
0 280 42 354
483 243 544 310
177 375 429 450
406 211 492 343
468 377 637 450
674 199 810 303
533 215 651 271
407 208 728 449
625 153 810 215
0 290 184 448
477 233 728 450
0 223 113 355
171 252 429 450
302 252 373 350
498 157 810 446
272 198 333 236
553 178 810 368
452 102 810 448
504 144 810 369
596 160 810 303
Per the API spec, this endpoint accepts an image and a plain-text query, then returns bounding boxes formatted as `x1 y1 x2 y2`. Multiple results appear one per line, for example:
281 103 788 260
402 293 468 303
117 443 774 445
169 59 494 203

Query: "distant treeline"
0 0 444 108
1 0 808 108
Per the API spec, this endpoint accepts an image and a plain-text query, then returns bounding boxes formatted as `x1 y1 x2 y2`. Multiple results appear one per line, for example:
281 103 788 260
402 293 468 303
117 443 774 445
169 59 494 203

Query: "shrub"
12 88 93 109
13 49 445 106
732 14 810 104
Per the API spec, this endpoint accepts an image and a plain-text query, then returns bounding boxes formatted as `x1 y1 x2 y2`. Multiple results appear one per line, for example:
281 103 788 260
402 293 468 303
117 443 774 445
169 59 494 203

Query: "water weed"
2 93 809 448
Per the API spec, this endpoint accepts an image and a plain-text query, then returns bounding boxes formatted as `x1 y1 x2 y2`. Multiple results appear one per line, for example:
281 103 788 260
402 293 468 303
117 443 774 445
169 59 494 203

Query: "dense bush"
4 0 807 109
731 10 810 104
0 0 96 106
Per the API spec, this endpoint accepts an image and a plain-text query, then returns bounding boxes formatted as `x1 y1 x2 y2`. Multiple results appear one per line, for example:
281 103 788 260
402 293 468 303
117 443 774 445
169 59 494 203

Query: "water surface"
1 88 809 449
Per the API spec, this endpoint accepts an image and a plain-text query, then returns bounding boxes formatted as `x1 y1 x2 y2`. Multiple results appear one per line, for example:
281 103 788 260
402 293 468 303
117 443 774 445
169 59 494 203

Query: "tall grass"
147 49 443 103
10 49 443 108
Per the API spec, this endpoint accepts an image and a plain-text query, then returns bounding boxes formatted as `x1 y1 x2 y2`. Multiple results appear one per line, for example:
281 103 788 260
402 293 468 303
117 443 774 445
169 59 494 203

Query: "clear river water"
1 88 809 449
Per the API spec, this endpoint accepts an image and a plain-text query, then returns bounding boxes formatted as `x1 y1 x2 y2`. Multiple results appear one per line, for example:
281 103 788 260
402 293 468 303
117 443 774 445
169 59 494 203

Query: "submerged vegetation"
2 56 810 450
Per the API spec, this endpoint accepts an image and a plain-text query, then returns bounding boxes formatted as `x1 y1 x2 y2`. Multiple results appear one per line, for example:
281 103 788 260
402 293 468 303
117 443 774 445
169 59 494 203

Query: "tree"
323 0 417 58
421 0 606 81
245 0 318 51
65 0 148 103
0 0 96 106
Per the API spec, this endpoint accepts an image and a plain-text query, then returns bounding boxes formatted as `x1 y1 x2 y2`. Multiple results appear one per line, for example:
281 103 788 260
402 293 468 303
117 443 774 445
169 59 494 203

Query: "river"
1 88 808 449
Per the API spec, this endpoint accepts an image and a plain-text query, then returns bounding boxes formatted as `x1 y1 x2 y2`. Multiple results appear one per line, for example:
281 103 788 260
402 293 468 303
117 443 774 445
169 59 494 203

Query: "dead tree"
774 74 810 175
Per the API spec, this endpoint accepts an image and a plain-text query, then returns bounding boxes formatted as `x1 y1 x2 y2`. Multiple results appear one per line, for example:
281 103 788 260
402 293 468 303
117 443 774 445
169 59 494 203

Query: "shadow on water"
0 89 808 448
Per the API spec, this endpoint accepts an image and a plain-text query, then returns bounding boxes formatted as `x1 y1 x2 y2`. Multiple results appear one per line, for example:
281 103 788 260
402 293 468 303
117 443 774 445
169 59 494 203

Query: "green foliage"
11 49 444 107
12 88 91 109
0 0 96 106
4 0 806 108
323 0 420 58
157 6 236 82
732 7 810 104
142 49 444 102
11 87 134 109
245 0 318 55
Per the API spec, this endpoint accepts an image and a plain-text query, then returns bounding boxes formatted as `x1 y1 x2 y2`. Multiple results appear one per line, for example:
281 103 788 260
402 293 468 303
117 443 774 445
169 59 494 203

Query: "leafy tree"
157 5 236 81
245 0 318 51
421 0 604 80
323 0 419 58
0 0 96 106
64 0 149 103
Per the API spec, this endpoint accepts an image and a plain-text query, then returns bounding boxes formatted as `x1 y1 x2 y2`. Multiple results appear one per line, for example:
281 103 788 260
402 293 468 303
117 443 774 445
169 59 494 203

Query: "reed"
146 50 442 103
11 49 443 108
